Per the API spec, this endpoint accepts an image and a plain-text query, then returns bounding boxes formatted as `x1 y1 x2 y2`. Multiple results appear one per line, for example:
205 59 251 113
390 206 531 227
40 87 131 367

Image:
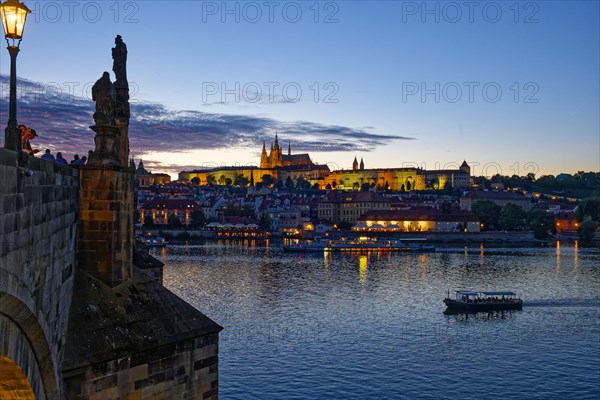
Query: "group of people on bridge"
19 124 89 166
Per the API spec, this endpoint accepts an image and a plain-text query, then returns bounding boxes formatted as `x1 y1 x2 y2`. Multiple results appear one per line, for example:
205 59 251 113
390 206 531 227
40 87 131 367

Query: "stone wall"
77 166 134 287
62 266 222 400
64 333 219 400
1 149 222 400
0 148 79 400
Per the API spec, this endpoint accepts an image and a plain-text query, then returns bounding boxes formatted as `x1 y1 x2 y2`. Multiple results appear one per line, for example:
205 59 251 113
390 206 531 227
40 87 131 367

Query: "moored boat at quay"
326 237 435 252
137 234 167 247
283 237 435 252
444 290 523 312
283 239 328 252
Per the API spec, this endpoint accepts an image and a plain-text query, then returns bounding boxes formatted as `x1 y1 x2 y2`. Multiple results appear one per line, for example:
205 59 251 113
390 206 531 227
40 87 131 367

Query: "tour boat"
283 239 328 252
284 237 436 253
444 290 523 312
139 235 167 247
326 237 435 252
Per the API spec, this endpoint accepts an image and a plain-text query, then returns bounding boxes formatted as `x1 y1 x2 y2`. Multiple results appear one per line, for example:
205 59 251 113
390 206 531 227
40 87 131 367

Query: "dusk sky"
0 0 598 178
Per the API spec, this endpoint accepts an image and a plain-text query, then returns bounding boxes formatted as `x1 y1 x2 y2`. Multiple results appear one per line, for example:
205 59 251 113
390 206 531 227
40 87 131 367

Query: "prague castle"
179 134 472 190
260 133 314 169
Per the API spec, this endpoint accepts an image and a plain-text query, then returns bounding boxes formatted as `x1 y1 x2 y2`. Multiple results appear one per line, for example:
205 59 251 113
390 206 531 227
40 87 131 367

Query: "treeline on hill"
471 200 556 240
473 171 599 199
472 190 599 245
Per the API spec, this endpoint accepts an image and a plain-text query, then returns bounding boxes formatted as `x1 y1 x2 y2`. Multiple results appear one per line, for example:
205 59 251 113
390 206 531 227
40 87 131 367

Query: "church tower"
271 133 282 167
352 157 359 171
460 160 471 175
360 158 365 170
260 141 268 168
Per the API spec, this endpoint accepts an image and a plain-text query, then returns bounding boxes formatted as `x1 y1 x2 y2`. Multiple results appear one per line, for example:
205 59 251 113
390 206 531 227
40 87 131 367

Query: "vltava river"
152 242 600 400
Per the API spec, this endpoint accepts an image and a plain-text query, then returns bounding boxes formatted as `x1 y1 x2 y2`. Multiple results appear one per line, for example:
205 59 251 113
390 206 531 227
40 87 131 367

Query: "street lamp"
0 0 30 151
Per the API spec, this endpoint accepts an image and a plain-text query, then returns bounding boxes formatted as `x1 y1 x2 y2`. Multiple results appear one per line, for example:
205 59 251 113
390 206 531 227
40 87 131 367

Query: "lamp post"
0 0 30 151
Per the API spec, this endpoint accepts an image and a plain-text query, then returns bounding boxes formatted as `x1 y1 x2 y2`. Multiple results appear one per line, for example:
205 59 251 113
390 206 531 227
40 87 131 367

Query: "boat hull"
444 299 523 312
283 246 325 252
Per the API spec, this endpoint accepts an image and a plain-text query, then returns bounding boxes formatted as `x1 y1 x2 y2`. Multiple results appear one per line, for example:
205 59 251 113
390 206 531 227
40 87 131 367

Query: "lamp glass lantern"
0 0 30 45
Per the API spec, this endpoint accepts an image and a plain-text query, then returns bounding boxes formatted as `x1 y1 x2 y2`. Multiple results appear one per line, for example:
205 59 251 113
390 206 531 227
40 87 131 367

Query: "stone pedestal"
89 124 121 166
115 119 129 168
78 166 134 287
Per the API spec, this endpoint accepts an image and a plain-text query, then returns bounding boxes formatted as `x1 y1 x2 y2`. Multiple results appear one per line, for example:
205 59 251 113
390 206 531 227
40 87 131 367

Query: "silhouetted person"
41 149 55 162
55 152 68 165
70 154 80 165
73 156 87 165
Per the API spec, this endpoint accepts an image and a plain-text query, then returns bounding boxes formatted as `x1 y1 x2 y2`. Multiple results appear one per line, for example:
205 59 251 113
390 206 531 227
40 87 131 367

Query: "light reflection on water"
154 242 600 400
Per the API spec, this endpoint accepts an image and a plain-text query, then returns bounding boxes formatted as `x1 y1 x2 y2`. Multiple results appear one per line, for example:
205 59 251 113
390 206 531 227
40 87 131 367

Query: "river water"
152 242 600 400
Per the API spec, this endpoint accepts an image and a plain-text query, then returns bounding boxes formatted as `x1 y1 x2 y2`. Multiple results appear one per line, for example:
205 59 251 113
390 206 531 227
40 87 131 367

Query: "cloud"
0 75 413 161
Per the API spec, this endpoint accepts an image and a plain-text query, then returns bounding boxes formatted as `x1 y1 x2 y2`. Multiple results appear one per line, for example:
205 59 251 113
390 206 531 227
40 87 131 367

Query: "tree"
472 200 502 230
352 182 360 191
400 184 405 192
361 183 371 192
527 209 556 240
275 180 284 190
234 174 249 187
325 183 332 190
285 176 294 190
225 177 232 186
406 181 412 191
295 177 311 190
189 209 206 229
311 183 320 190
576 193 600 222
578 216 598 246
331 180 337 188
258 213 271 230
168 213 182 228
218 175 226 185
190 177 200 186
499 203 527 230
207 174 216 186
261 174 275 187
426 178 439 190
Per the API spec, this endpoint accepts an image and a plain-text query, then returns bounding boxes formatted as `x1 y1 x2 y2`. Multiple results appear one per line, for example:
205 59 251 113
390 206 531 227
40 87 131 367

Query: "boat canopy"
456 290 479 296
455 290 518 296
481 291 517 296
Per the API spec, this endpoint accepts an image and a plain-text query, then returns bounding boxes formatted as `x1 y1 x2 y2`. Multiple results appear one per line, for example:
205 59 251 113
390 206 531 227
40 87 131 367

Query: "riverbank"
141 228 545 244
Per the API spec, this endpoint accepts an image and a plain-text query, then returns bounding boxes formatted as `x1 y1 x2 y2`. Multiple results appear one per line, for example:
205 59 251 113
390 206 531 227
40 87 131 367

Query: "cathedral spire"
274 132 279 149
352 157 358 171
360 158 364 170
288 141 291 156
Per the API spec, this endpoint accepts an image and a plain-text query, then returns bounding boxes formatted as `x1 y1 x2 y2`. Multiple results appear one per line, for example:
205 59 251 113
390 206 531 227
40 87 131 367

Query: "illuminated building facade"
135 160 172 187
353 209 481 233
318 191 391 224
139 198 199 225
319 159 471 191
179 135 472 191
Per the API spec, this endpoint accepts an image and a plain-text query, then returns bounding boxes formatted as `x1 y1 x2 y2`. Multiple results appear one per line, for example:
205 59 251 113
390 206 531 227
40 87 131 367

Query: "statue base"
89 124 121 166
